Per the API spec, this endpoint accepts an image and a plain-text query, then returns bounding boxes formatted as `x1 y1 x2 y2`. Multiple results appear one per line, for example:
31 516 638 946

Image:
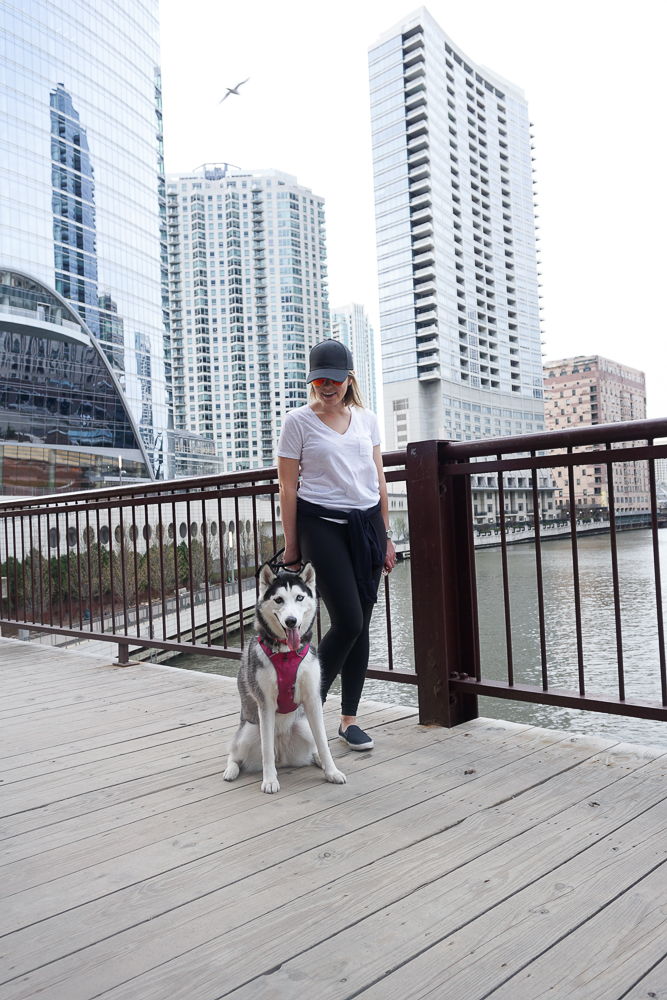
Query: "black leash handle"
255 547 306 579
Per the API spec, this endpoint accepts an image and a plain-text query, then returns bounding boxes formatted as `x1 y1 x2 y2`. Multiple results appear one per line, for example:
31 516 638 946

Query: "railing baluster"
384 572 394 671
45 511 53 627
65 512 74 628
567 447 586 695
145 503 154 641
235 496 244 648
75 509 83 630
648 443 667 705
20 515 27 625
85 509 94 632
531 452 548 691
187 499 196 646
131 503 141 640
605 444 625 701
56 512 64 628
37 514 44 626
96 507 104 635
108 506 117 635
158 503 166 642
201 495 211 646
252 494 259 598
12 517 20 624
217 494 228 649
496 458 514 686
171 501 181 643
270 491 277 552
118 502 128 639
19 516 28 622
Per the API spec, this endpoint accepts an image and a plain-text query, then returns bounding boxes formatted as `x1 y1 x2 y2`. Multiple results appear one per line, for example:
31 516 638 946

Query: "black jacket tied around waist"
296 497 384 605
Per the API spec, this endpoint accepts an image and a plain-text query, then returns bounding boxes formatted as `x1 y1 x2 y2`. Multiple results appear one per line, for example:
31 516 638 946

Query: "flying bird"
219 78 250 104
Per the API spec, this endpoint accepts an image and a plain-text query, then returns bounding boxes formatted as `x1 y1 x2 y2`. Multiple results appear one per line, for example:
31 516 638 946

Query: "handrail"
440 416 667 459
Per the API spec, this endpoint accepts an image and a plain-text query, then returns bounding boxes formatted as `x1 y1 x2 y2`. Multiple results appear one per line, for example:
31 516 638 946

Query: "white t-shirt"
278 405 382 511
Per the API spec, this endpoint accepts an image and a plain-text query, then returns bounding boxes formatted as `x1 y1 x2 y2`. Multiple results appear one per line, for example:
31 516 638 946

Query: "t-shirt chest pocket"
358 436 373 459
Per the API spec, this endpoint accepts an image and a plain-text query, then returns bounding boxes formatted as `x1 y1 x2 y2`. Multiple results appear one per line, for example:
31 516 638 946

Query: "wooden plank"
332 770 667 999
0 718 533 902
74 747 667 1000
618 953 667 999
2 734 646 994
487 860 667 999
0 716 540 912
0 715 460 860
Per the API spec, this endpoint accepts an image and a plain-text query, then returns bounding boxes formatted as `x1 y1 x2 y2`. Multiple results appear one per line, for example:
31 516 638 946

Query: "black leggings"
298 511 386 717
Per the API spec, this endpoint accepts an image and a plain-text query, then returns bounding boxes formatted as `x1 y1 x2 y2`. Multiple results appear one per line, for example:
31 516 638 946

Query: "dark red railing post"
406 440 479 727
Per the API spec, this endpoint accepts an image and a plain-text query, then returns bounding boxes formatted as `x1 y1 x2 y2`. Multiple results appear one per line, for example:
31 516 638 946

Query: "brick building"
543 355 649 514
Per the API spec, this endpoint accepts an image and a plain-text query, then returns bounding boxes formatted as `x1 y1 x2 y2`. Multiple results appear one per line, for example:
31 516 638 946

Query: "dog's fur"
223 561 346 794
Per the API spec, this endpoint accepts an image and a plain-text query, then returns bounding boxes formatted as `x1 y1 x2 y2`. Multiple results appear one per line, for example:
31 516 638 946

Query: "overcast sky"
160 0 667 421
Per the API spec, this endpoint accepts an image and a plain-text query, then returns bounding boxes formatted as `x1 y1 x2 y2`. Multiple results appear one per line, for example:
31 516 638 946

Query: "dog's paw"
325 768 347 785
312 751 323 769
223 761 240 781
261 777 280 794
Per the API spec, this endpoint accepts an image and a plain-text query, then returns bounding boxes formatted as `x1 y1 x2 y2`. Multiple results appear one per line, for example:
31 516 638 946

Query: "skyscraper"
544 355 650 514
166 165 330 470
369 8 545 450
0 0 169 485
331 303 378 414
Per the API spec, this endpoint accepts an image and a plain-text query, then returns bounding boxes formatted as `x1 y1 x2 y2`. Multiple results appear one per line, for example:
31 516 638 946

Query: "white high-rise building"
331 303 378 414
166 165 330 470
369 8 545 451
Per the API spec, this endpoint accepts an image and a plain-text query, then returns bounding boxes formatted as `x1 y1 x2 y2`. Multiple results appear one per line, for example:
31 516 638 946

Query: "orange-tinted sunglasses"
311 377 346 387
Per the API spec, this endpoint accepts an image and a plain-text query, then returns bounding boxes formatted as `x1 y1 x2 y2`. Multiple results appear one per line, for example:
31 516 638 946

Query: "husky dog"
223 561 346 794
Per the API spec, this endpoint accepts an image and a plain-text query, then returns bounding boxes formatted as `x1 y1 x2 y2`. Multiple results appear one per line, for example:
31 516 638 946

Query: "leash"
254 547 306 578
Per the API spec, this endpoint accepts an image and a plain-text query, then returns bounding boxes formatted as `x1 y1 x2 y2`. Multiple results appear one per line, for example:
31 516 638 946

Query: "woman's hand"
384 538 397 574
283 546 302 570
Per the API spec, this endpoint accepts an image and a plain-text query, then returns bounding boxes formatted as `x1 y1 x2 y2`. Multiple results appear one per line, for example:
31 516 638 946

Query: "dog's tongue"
285 627 301 651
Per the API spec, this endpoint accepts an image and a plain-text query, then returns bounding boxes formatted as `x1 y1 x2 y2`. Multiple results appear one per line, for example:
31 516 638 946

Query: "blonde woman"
277 340 396 750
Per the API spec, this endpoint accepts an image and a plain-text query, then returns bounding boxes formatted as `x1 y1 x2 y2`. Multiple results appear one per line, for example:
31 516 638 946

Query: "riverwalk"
2 637 667 999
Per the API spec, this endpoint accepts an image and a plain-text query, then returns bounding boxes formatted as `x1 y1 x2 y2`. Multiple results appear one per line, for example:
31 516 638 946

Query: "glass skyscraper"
0 0 169 490
369 9 545 450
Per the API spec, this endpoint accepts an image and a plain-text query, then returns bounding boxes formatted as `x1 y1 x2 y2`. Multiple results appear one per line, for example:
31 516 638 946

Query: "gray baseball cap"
306 339 354 383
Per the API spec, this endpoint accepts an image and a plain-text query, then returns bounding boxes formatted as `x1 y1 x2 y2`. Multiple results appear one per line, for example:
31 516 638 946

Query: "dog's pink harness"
257 638 310 714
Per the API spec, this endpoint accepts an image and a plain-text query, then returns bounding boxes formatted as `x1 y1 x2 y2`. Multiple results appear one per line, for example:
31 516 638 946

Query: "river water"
170 528 667 748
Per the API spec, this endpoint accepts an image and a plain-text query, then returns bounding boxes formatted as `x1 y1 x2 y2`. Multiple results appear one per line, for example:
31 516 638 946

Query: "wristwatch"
386 528 393 539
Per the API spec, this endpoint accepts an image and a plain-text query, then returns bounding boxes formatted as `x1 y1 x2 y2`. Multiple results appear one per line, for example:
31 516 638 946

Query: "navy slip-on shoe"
338 724 374 750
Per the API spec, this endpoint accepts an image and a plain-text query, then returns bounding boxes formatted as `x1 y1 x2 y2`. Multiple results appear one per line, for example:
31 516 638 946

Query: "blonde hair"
309 372 365 408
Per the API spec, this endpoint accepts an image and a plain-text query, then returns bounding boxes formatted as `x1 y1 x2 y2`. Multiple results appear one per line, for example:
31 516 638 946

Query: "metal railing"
1 417 667 729
405 418 667 726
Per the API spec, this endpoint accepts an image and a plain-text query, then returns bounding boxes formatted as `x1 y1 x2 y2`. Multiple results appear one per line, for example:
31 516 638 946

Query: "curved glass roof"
0 269 151 468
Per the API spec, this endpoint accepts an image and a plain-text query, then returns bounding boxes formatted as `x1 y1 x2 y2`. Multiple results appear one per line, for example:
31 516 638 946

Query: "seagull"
219 78 250 104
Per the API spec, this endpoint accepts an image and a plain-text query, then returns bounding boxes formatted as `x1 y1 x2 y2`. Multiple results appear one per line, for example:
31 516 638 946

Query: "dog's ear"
299 560 316 591
259 562 276 595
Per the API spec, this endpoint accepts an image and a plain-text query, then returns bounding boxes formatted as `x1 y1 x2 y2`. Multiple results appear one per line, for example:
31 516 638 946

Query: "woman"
277 339 397 750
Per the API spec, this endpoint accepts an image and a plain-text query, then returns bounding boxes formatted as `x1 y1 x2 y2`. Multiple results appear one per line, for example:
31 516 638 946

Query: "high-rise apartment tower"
166 166 330 470
369 8 545 450
331 303 378 414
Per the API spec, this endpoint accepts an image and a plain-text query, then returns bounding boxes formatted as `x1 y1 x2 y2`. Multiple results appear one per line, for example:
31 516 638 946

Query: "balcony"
408 144 429 165
412 248 435 268
411 206 433 225
412 234 435 254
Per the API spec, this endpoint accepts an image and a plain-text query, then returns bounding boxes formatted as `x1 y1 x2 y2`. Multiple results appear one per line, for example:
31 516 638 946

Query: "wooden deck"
2 638 667 1000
